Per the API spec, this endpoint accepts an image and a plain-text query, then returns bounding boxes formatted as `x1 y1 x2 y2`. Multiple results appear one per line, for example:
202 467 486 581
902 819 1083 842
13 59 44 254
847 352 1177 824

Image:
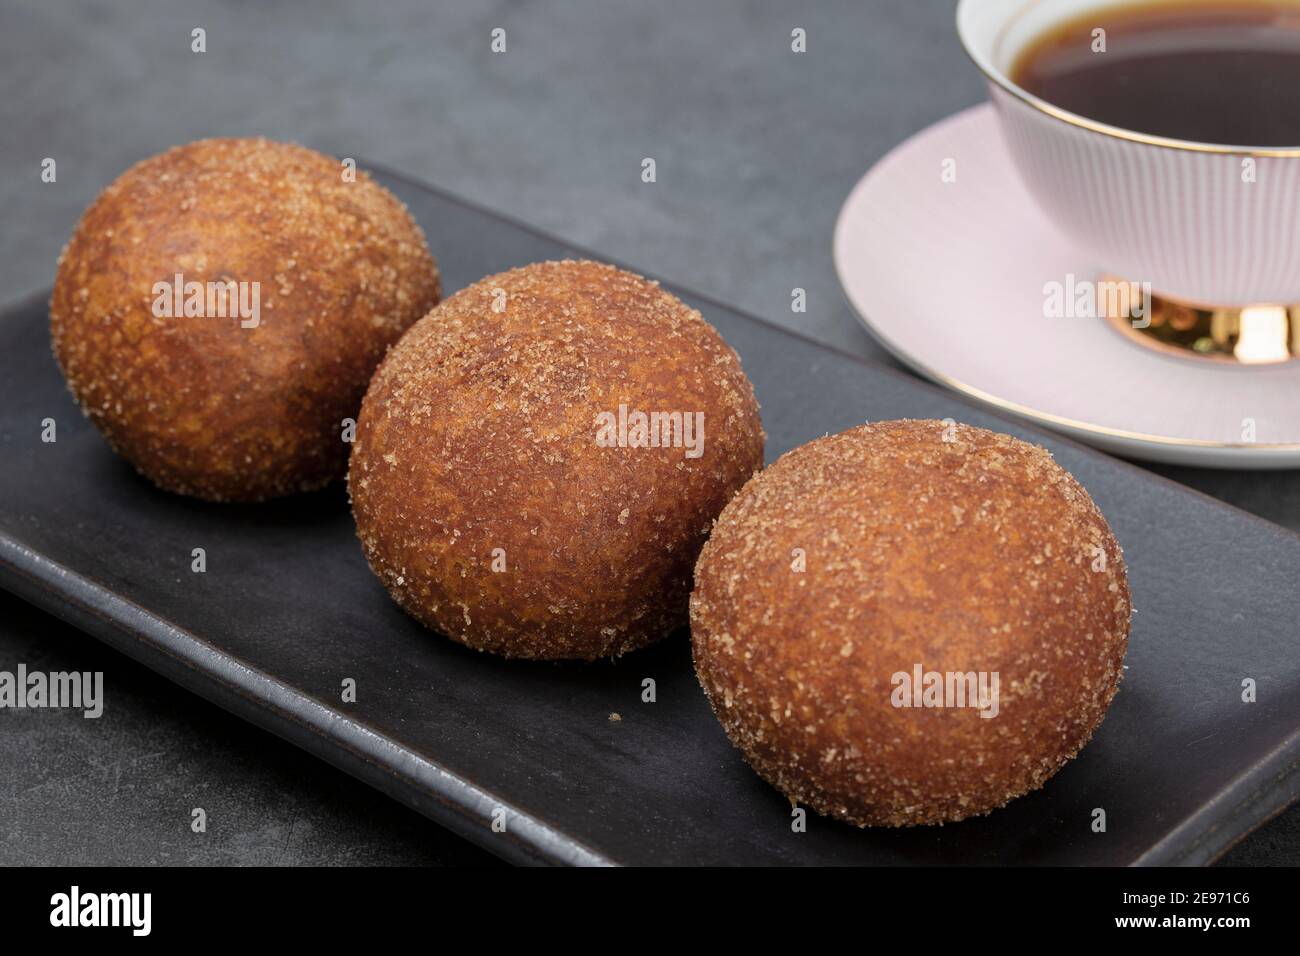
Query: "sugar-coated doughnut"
50 137 440 501
350 259 765 660
690 419 1131 826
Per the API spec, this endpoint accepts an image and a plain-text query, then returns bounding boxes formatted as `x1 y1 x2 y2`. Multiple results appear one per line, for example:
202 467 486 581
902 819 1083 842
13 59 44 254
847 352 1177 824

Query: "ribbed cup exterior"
991 85 1300 306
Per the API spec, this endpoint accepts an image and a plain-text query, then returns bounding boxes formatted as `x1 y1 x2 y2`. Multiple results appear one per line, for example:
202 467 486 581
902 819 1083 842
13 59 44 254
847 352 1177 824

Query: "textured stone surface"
0 0 975 361
0 0 1293 864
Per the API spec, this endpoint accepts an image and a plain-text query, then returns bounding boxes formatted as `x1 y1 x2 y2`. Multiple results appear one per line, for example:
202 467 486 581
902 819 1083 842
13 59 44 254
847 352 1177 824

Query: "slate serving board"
2 168 1298 866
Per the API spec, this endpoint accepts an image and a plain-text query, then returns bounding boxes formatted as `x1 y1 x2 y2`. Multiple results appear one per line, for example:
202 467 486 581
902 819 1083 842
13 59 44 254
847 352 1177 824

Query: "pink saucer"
835 104 1300 469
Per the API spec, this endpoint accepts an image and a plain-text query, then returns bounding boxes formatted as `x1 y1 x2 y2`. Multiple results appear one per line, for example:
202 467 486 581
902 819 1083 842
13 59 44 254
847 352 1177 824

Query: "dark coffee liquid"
1011 1 1300 146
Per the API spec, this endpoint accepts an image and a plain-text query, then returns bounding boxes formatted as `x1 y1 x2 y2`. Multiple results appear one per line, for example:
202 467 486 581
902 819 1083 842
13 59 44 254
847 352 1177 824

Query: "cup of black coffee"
958 0 1300 359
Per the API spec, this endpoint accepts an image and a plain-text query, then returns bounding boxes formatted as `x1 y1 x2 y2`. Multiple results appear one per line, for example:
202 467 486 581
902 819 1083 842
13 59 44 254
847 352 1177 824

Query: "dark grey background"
1 0 1295 865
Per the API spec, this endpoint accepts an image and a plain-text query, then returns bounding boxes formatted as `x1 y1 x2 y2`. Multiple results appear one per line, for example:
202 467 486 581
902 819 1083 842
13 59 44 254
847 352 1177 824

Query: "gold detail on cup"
1101 277 1300 365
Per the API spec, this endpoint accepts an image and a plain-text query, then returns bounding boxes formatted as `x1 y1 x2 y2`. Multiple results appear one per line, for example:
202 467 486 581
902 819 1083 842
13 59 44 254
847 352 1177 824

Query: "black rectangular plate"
3 168 1300 866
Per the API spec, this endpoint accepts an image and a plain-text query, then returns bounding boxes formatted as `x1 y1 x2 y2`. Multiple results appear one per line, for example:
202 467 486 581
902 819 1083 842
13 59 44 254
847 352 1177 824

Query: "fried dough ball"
50 137 440 501
690 420 1131 826
350 260 764 660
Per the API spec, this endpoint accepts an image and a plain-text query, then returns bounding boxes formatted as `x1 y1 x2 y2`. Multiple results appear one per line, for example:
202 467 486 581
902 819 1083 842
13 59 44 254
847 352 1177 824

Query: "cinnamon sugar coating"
350 259 764 660
690 420 1131 827
50 137 440 501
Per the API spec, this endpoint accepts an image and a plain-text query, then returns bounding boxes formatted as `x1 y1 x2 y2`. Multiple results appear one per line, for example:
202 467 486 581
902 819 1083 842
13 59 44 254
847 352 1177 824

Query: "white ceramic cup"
957 0 1300 307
